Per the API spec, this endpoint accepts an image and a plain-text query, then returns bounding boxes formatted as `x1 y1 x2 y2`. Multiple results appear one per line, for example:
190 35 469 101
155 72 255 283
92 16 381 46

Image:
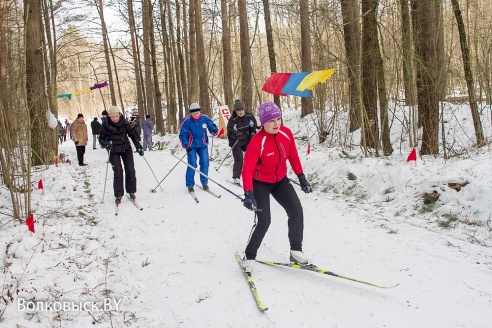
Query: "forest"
0 0 491 219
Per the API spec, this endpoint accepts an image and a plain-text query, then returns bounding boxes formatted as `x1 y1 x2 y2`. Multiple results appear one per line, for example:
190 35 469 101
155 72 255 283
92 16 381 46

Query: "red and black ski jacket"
242 125 303 191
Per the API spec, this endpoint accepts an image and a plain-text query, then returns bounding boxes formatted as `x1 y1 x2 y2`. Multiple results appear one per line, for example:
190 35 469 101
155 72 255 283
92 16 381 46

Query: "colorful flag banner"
26 214 35 233
57 81 108 100
261 69 336 98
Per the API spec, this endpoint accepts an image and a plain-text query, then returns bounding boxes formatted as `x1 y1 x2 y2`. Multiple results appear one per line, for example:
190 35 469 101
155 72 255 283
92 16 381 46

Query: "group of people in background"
61 99 313 272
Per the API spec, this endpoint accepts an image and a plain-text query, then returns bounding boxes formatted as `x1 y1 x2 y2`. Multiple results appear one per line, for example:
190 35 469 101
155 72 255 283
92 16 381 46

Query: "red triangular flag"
55 157 59 166
216 127 224 138
38 179 43 189
26 214 35 233
407 148 417 162
307 142 311 155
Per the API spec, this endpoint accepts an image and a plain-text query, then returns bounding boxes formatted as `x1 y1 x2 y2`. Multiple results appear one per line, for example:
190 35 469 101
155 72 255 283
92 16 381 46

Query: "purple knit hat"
258 102 281 125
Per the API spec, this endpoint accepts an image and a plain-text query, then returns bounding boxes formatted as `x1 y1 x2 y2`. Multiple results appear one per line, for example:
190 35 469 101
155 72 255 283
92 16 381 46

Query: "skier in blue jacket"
179 103 218 192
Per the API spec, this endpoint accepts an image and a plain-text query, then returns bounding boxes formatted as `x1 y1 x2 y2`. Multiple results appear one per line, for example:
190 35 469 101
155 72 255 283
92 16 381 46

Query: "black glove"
75 141 79 145
243 190 257 211
137 148 144 156
236 132 244 140
297 173 312 193
212 128 218 136
186 147 192 154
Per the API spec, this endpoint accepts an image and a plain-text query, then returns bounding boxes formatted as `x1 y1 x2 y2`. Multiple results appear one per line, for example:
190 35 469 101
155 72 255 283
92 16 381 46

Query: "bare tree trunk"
96 0 116 106
108 37 125 110
451 0 484 146
340 0 361 132
262 0 280 109
159 0 176 132
238 0 253 111
188 0 198 103
170 0 184 123
25 0 53 166
128 0 145 118
143 0 155 117
195 0 211 116
177 0 187 122
41 0 56 117
300 0 313 117
376 39 393 155
413 0 441 155
400 0 416 106
221 0 233 109
361 0 380 152
148 0 164 135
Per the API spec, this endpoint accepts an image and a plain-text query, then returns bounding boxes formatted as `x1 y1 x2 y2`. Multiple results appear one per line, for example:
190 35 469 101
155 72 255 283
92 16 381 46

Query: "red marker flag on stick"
216 127 224 138
407 148 417 162
38 179 44 194
26 214 35 233
307 142 311 155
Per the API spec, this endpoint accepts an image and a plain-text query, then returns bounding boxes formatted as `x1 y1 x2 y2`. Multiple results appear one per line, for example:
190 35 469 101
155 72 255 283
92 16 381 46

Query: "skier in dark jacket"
99 106 144 204
91 117 102 149
226 99 257 184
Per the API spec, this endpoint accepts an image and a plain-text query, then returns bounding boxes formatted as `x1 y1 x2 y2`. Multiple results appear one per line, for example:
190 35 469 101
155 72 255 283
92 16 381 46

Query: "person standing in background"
226 99 257 184
71 114 89 166
91 117 102 149
142 114 155 151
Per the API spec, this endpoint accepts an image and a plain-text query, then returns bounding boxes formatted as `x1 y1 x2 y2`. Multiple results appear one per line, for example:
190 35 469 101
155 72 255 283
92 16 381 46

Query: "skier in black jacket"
226 99 257 184
99 106 144 204
90 117 102 149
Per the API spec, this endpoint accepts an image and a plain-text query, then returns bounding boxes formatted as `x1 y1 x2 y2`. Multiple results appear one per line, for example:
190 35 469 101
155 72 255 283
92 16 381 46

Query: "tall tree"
300 0 313 117
340 0 361 132
221 0 233 109
413 0 442 155
451 0 484 146
238 0 253 111
194 0 211 116
177 0 188 121
169 0 184 123
361 0 381 151
127 0 145 119
24 0 53 165
400 0 416 106
188 0 198 103
142 0 154 116
96 0 117 106
148 0 164 134
262 0 280 109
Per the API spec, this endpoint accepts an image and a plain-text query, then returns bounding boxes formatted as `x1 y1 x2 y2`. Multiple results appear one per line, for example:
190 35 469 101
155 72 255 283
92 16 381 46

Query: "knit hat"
146 114 150 119
108 106 121 116
258 102 281 125
189 102 200 113
101 110 108 116
233 99 245 111
77 113 84 118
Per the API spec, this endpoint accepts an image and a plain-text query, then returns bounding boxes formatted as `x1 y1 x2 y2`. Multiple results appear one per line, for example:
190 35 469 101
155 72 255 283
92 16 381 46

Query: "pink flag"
407 148 417 162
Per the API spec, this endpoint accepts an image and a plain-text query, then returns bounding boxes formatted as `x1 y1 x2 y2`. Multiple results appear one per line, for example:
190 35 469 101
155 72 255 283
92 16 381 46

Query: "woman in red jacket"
241 102 312 273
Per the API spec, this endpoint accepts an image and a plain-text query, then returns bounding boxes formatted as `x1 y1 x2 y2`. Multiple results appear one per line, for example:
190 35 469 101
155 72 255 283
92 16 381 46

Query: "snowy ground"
1 106 492 327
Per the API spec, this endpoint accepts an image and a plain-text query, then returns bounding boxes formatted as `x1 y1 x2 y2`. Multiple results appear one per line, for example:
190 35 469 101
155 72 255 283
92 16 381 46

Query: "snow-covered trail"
5 139 490 327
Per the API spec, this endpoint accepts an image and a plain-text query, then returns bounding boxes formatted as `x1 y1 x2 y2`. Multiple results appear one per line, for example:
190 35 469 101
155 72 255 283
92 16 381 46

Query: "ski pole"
288 178 301 187
209 135 214 160
215 139 239 172
150 152 187 193
102 152 110 203
141 155 163 192
171 150 261 212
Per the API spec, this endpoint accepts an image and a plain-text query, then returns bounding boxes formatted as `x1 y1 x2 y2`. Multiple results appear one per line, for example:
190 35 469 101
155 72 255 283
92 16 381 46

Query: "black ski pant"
232 144 248 179
76 145 86 164
110 148 137 197
245 177 304 260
